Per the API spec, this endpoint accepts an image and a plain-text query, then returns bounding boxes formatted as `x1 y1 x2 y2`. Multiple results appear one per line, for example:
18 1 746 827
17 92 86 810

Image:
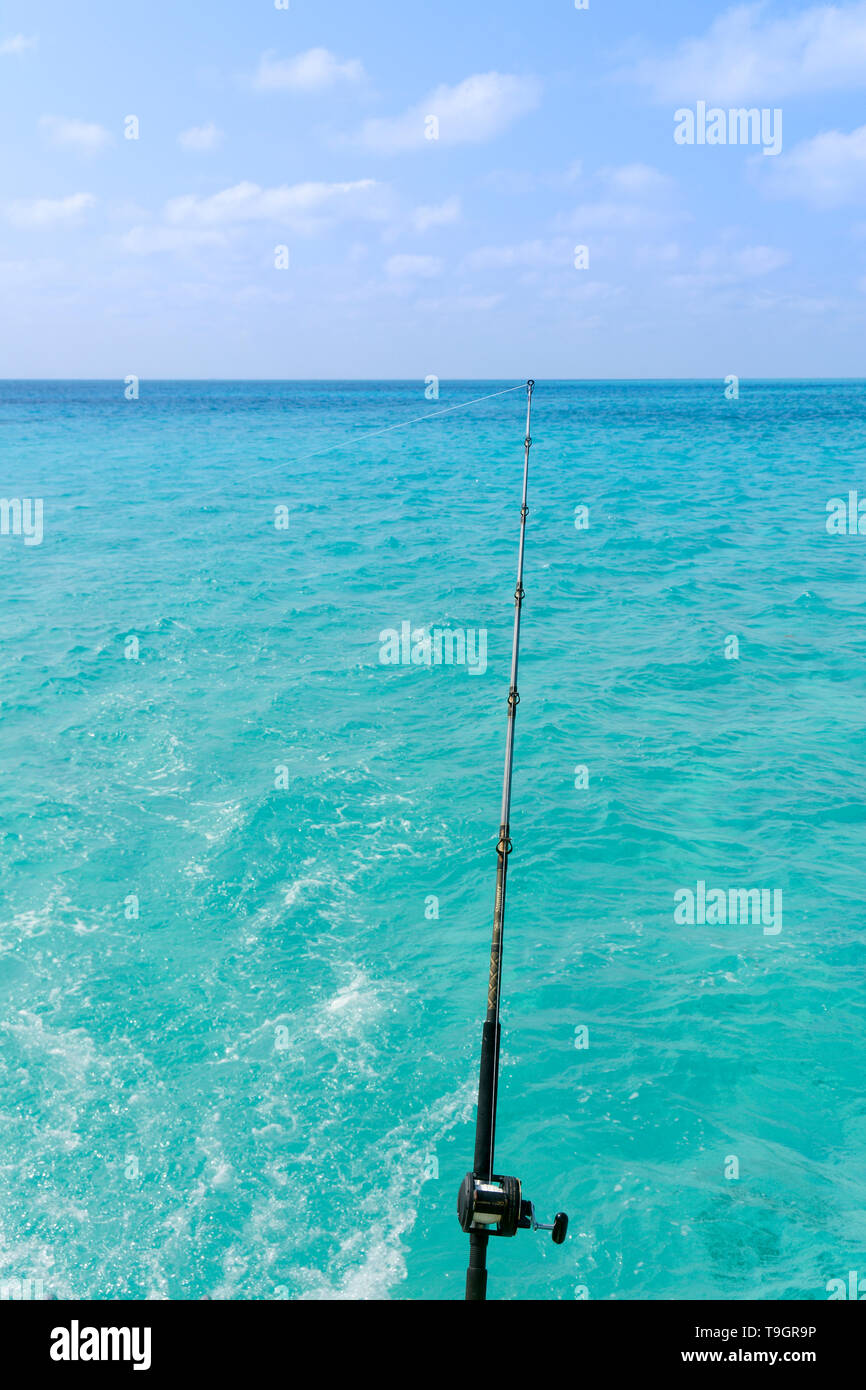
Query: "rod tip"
527 379 535 390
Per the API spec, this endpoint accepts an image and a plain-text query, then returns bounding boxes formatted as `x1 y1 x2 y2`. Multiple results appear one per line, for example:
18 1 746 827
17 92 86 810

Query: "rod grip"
465 1232 488 1302
472 1020 500 1177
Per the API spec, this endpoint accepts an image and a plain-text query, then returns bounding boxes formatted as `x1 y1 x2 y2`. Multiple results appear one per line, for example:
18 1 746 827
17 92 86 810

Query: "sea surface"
1 379 864 1301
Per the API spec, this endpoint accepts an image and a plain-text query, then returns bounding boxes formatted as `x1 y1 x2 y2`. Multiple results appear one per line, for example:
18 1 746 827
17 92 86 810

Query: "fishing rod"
457 379 568 1302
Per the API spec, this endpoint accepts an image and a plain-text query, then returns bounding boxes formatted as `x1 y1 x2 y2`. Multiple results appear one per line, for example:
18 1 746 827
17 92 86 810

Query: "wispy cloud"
385 253 443 279
634 242 681 267
415 291 505 314
411 196 461 233
464 238 571 272
0 257 63 288
163 179 391 234
483 161 582 195
631 1 866 103
39 115 112 155
759 124 866 206
5 193 96 227
668 241 791 289
178 122 223 152
253 48 365 92
600 164 673 197
556 163 681 235
563 202 671 232
353 72 541 153
1 34 37 55
120 225 229 254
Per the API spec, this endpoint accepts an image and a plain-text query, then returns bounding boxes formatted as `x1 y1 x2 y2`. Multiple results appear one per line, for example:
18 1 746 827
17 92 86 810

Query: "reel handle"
529 1209 569 1245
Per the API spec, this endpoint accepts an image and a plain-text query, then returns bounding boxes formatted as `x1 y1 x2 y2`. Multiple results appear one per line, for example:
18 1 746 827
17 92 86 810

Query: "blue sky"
2 0 866 377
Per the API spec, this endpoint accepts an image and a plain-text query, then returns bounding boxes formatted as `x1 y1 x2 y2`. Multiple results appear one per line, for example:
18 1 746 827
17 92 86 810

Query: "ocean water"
1 379 864 1302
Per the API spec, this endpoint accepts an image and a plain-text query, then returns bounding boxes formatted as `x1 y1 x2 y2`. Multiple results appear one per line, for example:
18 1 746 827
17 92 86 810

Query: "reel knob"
521 1201 569 1244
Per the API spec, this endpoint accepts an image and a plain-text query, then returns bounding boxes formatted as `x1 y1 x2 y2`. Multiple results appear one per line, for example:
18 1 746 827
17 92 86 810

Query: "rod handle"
465 1232 488 1302
472 1020 500 1176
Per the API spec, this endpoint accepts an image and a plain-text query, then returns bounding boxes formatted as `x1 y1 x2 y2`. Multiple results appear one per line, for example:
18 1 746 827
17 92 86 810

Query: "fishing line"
190 381 529 502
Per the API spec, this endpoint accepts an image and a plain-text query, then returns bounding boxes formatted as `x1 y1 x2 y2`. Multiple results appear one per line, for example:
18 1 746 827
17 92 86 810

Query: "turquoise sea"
1 379 864 1302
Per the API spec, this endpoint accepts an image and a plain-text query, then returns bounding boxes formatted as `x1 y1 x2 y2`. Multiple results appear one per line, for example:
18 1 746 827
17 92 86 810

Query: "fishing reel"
457 1172 568 1244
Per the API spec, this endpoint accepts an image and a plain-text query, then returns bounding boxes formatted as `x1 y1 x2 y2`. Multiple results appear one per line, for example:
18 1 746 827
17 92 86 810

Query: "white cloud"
748 289 837 313
668 242 791 289
634 241 681 266
385 253 443 278
555 164 678 236
0 258 65 293
40 115 112 155
415 291 505 313
563 201 670 231
464 238 570 271
0 34 37 55
483 161 582 195
632 1 866 102
600 164 673 197
5 193 96 227
354 72 541 153
540 280 624 305
411 196 461 233
120 225 229 254
734 244 791 275
164 179 390 233
178 122 223 152
759 124 866 205
253 48 365 92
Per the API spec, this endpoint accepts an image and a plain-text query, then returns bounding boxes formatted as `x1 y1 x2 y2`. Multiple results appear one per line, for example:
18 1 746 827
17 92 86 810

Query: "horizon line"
2 376 866 384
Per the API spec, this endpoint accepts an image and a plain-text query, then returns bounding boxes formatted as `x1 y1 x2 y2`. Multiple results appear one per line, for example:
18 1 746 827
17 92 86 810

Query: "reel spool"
457 1172 568 1244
